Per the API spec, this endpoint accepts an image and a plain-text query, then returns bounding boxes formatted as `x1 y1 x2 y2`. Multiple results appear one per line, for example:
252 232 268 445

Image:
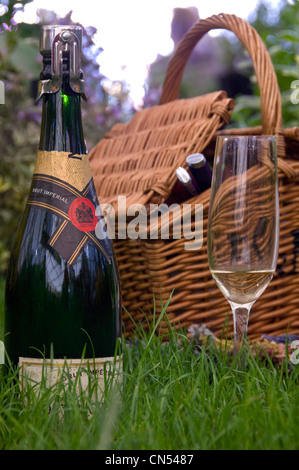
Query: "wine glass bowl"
207 136 279 353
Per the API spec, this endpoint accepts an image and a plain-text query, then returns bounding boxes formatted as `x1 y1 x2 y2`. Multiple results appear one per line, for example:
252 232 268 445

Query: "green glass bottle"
4 26 121 386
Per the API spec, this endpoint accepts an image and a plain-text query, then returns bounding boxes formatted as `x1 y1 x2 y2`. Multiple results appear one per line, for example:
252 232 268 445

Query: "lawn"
0 278 4 344
0 279 299 451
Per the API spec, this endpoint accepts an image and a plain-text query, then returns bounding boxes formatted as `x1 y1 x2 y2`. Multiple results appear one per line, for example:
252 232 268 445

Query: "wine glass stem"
230 302 252 354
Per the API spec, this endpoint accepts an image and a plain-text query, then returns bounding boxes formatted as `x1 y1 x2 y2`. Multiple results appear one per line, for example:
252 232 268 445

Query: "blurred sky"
15 0 285 105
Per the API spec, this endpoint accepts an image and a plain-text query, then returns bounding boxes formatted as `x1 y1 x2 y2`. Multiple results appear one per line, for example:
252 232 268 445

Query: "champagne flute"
207 136 279 354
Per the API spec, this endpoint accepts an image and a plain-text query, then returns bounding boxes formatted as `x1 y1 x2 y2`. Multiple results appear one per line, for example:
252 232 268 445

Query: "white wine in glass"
207 136 279 353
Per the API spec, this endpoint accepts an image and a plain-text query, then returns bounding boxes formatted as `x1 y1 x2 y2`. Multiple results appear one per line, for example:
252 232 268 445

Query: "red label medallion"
68 197 97 232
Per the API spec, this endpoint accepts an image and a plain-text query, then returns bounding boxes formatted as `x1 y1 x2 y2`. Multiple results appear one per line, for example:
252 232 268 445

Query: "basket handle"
160 13 285 156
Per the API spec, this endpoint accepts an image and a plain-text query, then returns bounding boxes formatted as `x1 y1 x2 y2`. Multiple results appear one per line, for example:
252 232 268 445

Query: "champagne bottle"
4 26 121 388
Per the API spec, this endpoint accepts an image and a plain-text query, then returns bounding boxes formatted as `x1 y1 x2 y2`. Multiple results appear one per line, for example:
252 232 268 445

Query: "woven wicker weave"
89 14 299 339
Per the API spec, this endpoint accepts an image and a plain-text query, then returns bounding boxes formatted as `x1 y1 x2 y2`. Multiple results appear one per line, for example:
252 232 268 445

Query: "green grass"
0 277 4 343
0 281 299 450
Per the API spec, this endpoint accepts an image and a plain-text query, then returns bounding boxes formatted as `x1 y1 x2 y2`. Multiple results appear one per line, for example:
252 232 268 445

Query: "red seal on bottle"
68 197 97 232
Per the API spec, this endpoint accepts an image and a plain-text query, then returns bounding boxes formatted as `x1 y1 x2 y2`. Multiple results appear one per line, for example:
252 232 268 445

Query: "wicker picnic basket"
89 13 299 340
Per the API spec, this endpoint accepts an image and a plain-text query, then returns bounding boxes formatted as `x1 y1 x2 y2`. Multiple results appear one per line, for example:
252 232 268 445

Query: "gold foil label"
34 150 92 192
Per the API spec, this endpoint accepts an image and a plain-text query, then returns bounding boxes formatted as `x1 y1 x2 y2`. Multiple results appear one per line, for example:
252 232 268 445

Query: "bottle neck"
39 67 87 154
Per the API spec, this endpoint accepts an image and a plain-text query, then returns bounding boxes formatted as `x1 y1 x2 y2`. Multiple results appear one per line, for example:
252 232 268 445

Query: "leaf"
9 38 40 77
278 30 299 42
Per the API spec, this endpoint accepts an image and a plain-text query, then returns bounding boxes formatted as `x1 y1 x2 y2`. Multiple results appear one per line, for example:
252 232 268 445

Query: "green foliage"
0 277 4 341
0 43 40 273
0 4 45 274
230 0 299 128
